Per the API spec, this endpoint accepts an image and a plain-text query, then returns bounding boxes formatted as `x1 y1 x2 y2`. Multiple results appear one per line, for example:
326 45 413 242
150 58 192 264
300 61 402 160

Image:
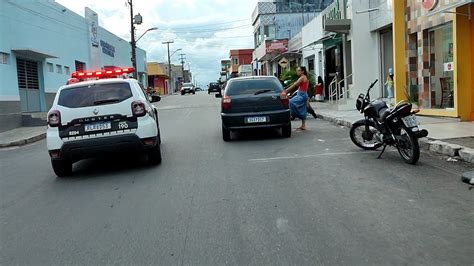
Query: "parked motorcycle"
350 80 428 164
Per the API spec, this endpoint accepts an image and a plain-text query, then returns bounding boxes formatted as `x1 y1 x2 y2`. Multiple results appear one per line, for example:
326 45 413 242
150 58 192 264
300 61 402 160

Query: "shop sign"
422 0 439 11
322 0 342 26
100 40 115 57
444 62 454 72
266 40 288 53
278 57 289 68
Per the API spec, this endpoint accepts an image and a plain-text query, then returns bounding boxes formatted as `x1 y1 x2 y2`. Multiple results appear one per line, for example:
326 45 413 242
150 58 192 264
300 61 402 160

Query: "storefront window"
425 23 454 109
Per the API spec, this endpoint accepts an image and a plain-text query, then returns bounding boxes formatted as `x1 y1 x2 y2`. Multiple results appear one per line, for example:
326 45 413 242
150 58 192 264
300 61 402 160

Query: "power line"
163 19 249 30
158 24 252 34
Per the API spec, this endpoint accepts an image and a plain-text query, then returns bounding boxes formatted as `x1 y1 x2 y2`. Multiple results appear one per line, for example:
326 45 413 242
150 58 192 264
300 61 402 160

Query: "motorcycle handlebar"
366 79 379 96
369 79 379 89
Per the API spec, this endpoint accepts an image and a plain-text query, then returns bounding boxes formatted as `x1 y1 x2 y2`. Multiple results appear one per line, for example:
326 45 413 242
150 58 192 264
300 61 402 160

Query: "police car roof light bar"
71 67 134 79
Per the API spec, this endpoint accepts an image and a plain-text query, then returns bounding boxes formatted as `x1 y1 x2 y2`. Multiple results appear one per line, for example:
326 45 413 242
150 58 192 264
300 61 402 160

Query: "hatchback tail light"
280 92 289 107
131 101 146 117
222 95 231 110
47 110 61 127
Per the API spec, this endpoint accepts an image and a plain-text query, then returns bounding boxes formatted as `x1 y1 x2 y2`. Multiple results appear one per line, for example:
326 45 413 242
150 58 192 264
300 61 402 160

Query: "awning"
323 19 351 34
300 33 338 50
12 49 57 59
427 0 473 17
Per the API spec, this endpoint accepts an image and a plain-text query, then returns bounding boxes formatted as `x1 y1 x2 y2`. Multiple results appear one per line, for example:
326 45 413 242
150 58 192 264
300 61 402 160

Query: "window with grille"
56 64 62 74
47 62 53 72
0 52 8 64
16 58 39 90
75 60 85 71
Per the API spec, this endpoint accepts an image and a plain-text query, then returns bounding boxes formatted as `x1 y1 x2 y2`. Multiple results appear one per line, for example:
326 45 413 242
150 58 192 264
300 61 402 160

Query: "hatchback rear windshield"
58 83 132 108
225 79 283 96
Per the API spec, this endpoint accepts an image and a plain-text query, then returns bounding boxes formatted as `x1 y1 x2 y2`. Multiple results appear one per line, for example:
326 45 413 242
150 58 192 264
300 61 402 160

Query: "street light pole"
179 53 186 82
128 0 137 79
162 41 174 94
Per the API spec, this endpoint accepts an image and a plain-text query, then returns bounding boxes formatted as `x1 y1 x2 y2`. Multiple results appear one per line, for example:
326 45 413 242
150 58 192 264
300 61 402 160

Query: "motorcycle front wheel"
350 120 383 150
396 125 420 164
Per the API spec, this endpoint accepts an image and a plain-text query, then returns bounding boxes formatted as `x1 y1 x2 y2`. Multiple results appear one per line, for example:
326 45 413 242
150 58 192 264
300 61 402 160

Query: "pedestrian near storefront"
385 68 394 106
285 66 309 130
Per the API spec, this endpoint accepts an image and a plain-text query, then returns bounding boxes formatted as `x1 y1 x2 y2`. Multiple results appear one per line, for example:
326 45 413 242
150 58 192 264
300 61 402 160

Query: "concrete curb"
0 133 46 148
316 114 474 164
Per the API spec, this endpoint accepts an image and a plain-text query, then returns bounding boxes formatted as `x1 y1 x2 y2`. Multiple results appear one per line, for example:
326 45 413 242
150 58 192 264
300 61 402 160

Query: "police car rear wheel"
52 160 72 177
148 145 162 165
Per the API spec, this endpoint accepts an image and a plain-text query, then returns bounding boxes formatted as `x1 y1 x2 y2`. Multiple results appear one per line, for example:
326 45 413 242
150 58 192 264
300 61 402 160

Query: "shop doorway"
428 23 454 109
16 58 41 112
380 28 394 98
324 44 343 100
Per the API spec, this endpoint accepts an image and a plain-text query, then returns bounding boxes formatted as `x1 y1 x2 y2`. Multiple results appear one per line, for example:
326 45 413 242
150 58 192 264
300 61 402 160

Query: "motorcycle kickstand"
377 144 387 159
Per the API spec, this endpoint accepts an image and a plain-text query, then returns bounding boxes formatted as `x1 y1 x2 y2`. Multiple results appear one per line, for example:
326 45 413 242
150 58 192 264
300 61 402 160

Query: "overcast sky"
56 0 256 86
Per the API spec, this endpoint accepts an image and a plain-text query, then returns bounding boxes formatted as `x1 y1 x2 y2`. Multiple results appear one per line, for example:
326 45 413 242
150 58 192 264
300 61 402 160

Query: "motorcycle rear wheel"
397 125 420 164
350 121 383 150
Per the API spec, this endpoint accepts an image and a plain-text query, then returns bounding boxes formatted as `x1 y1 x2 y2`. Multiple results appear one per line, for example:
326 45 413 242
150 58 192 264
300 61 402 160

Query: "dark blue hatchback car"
220 76 291 141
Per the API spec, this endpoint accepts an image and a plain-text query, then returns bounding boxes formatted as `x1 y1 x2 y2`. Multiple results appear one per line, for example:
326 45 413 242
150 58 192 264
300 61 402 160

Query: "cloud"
56 0 256 86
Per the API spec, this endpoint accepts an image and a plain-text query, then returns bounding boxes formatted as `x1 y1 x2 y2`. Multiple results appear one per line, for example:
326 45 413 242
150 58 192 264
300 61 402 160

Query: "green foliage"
280 69 316 97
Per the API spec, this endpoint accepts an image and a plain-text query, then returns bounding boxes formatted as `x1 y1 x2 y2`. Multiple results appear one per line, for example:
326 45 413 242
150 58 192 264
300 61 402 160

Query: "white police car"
47 67 162 177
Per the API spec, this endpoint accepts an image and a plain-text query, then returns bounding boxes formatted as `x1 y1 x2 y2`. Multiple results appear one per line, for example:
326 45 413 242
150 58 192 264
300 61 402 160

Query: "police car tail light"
131 101 146 117
47 110 61 127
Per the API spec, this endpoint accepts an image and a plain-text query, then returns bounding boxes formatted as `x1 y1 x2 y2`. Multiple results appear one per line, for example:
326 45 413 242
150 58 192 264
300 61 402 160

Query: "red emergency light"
71 67 134 79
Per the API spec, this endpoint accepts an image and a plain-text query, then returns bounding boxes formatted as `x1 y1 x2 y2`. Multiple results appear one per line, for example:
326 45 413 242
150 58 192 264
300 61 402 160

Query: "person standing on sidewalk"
285 66 309 130
385 68 394 106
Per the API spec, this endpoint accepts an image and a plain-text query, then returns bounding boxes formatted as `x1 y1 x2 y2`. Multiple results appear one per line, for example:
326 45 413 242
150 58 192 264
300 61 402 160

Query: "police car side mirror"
151 95 161 103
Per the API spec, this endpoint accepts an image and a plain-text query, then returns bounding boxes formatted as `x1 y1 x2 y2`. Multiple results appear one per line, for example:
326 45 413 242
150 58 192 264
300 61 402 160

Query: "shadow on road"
229 128 287 142
55 153 158 181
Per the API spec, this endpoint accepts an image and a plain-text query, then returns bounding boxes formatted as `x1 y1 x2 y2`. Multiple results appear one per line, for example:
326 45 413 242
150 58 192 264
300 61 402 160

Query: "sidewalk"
311 102 474 163
0 126 46 148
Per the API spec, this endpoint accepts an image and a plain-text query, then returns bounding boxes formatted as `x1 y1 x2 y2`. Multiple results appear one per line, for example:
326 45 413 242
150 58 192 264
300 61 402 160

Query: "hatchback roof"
228 76 278 82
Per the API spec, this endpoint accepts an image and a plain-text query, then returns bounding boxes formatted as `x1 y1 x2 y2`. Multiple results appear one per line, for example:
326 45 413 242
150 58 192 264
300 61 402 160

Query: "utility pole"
128 0 137 79
179 53 186 83
162 41 174 94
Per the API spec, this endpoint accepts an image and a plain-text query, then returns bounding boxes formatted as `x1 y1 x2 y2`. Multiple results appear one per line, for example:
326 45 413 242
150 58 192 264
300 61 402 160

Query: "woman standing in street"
285 66 309 130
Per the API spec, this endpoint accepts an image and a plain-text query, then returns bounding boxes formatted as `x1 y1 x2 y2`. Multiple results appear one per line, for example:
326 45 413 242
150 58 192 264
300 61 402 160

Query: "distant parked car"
195 87 202 91
219 76 291 141
208 82 221 94
181 83 195 95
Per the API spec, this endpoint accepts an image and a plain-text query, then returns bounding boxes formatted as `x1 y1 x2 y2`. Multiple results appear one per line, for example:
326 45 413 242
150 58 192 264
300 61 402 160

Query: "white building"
300 0 394 108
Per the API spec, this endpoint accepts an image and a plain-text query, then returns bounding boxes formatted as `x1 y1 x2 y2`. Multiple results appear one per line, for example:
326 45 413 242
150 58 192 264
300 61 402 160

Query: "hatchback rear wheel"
222 126 231 141
282 124 291 138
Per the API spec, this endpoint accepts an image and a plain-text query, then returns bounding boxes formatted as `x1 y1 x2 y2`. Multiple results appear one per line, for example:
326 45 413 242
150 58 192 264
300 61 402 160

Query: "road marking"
249 150 396 162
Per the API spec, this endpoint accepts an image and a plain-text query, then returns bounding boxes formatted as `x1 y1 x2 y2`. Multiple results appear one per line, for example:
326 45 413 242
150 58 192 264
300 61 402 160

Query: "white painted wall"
301 15 325 79
348 0 380 99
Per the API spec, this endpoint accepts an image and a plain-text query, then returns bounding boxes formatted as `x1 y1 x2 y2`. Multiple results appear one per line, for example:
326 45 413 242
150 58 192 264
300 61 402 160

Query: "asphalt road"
1 92 473 265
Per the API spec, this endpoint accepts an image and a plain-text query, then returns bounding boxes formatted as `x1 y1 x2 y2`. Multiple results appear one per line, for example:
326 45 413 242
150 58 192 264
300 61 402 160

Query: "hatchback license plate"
402 115 418 128
246 116 267 123
85 121 112 132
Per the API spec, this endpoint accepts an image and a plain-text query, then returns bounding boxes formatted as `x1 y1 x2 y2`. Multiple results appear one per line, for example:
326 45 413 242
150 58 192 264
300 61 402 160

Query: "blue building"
0 1 147 132
252 0 332 76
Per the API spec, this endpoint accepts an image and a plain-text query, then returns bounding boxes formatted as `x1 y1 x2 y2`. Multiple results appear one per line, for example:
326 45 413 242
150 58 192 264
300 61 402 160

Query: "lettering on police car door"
69 130 80 136
118 121 129 129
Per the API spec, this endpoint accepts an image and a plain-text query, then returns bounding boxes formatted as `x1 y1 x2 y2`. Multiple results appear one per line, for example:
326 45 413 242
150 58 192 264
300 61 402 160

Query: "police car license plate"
402 115 418 128
85 121 112 132
246 116 267 123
